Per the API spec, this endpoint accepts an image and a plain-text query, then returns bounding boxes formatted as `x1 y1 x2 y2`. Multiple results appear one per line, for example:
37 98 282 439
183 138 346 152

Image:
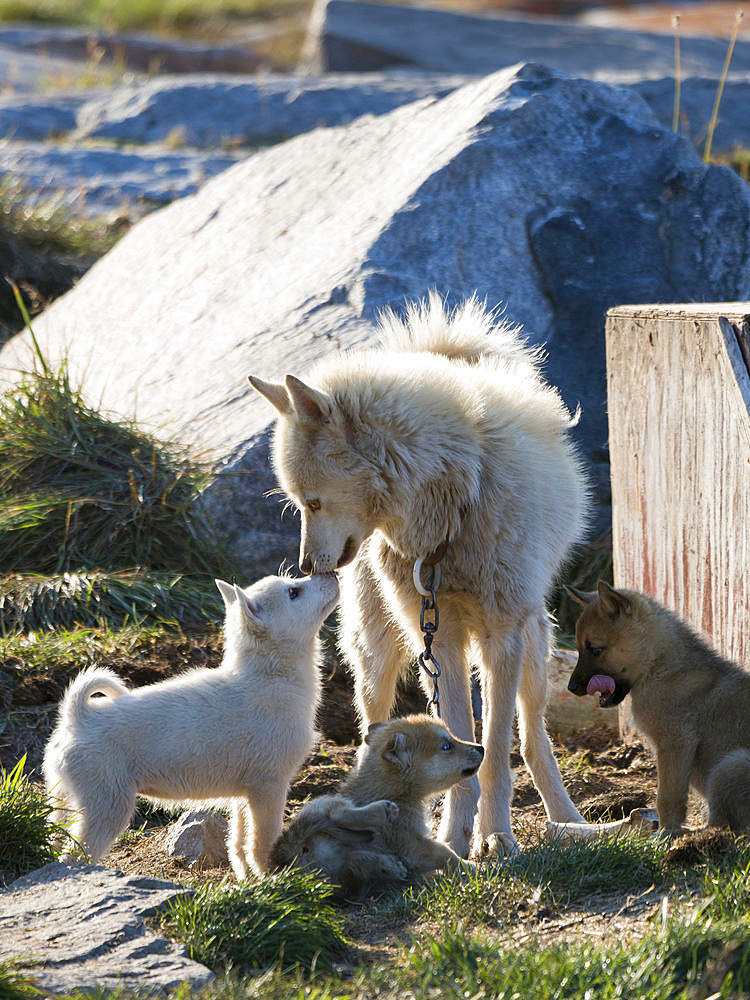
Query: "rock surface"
306 0 750 80
164 810 230 867
0 862 214 995
0 139 241 216
3 63 748 572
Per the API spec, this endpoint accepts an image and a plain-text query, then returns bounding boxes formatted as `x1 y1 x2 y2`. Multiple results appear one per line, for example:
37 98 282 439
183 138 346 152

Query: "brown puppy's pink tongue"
586 675 615 697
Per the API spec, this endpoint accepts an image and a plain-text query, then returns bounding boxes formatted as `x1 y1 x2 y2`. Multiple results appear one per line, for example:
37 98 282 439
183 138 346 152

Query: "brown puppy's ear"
382 732 410 769
364 722 386 745
285 375 332 424
248 375 292 415
564 584 597 606
597 580 631 616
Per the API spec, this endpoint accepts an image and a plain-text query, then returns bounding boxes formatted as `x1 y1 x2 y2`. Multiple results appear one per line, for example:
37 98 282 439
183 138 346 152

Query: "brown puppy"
270 714 484 894
566 580 750 833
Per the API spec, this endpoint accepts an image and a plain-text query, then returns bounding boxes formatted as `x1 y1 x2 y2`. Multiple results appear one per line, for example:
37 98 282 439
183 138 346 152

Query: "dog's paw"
372 800 399 824
480 831 520 859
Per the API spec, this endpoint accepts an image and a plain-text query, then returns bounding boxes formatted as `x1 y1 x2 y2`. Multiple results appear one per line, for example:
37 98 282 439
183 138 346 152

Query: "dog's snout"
299 554 313 575
567 678 580 695
474 743 485 761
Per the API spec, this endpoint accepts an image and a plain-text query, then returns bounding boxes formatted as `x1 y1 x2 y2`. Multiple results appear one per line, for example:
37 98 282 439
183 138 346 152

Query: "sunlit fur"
250 294 589 856
270 714 484 894
43 573 339 877
569 581 750 832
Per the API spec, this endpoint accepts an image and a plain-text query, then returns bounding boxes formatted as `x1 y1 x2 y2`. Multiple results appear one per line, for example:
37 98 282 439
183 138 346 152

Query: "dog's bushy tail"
59 666 129 728
376 291 542 370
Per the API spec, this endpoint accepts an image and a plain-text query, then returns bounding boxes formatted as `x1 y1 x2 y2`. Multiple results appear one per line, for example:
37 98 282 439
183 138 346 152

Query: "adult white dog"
43 573 339 877
250 295 588 856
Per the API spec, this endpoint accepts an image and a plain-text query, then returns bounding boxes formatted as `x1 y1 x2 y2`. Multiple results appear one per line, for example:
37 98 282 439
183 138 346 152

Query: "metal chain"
413 557 442 718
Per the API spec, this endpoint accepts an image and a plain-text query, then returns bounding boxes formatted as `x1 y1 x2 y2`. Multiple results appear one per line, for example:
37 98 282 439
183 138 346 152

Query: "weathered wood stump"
606 303 750 738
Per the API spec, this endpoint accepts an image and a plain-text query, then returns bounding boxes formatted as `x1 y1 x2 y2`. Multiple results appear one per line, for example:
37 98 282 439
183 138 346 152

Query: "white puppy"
43 573 339 878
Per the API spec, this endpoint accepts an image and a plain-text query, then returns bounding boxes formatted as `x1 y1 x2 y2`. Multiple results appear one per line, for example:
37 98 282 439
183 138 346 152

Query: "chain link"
414 559 442 718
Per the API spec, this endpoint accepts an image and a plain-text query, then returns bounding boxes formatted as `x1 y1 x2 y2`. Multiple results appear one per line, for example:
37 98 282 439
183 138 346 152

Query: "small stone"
164 810 229 867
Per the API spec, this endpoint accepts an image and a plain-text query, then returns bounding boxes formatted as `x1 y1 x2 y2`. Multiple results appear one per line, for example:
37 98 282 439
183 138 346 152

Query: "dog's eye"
307 499 321 511
586 642 604 657
441 741 452 751
288 587 300 601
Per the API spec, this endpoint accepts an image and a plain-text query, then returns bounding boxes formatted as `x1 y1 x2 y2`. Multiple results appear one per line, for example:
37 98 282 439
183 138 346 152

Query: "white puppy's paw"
480 831 520 859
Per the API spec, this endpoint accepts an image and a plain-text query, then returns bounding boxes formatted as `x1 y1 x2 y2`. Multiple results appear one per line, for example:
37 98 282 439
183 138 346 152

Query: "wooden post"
606 304 750 740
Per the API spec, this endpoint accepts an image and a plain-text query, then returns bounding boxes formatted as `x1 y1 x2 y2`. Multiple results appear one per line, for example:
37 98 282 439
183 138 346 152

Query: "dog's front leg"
428 635 479 859
339 557 407 730
230 786 288 878
654 741 695 833
473 626 524 855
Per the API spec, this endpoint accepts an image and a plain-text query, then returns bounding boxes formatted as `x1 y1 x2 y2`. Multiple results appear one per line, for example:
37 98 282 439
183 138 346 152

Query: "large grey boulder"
0 139 241 216
1 63 749 573
0 862 214 995
0 74 464 145
305 0 750 80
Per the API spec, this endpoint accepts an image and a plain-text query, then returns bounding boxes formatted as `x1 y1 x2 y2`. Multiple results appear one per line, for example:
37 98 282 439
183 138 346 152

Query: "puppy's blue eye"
288 587 300 601
442 741 452 751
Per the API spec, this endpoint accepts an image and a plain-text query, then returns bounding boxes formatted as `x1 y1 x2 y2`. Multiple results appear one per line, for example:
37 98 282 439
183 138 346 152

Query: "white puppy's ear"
597 580 631 617
215 579 237 609
248 375 292 415
382 732 410 769
234 584 264 631
285 375 332 424
564 584 596 607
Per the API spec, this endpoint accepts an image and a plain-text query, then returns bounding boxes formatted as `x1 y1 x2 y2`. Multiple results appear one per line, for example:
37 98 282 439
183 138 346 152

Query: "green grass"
0 570 223 633
0 961 43 1000
156 870 351 974
0 179 127 264
401 832 669 928
0 364 227 581
0 755 64 886
0 0 306 33
0 619 171 672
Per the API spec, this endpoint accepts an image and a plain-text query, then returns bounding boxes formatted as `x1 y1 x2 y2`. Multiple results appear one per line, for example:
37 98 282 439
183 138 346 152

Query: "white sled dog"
249 295 588 856
43 573 339 877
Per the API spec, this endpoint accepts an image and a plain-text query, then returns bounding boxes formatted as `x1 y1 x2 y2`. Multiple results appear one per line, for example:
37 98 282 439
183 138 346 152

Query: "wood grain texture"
606 304 750 670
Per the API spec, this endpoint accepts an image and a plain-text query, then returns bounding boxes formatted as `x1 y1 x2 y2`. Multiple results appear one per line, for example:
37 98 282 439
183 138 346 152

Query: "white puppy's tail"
377 291 541 369
58 667 129 727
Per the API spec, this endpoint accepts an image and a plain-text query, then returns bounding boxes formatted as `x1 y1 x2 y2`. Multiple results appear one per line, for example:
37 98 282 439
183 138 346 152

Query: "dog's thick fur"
270 714 484 894
567 580 750 832
250 295 588 856
43 573 339 877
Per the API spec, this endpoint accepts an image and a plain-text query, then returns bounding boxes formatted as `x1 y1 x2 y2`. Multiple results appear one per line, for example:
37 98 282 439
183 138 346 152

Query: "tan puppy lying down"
270 714 484 896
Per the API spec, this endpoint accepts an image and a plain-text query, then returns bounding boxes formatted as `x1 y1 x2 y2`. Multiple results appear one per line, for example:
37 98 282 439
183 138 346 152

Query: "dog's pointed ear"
233 584 265 631
248 375 292 415
597 580 630 616
564 584 597 607
382 731 410 769
364 722 386 746
285 375 332 424
215 579 237 609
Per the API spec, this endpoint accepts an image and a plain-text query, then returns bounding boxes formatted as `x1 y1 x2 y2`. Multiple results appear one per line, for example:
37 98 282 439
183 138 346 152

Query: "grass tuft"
157 870 350 973
0 961 42 1000
0 755 64 886
404 832 668 929
0 571 223 634
0 365 227 581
